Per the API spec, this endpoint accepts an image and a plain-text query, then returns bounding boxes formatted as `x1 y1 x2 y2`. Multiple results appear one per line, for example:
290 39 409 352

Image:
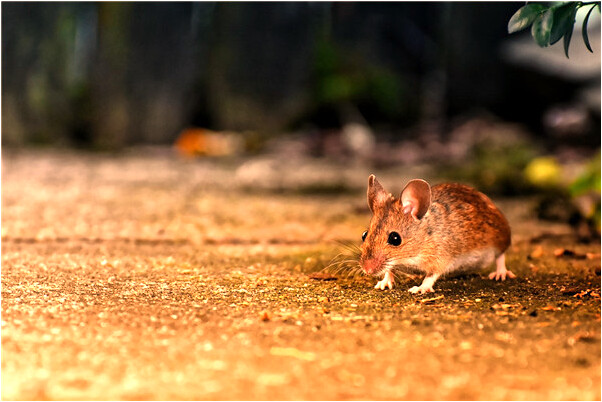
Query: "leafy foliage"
508 1 600 58
524 153 601 233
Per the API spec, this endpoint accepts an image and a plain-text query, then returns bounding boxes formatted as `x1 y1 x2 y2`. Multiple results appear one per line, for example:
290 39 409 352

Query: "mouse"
359 175 515 294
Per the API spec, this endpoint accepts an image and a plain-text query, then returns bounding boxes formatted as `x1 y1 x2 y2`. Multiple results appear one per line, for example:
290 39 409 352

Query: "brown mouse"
359 175 515 293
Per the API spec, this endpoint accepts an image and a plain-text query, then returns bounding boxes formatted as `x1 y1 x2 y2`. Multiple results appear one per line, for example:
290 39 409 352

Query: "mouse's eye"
387 232 401 246
361 231 368 242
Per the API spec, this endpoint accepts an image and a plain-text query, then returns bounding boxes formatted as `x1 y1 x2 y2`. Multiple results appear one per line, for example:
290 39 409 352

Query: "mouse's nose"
361 255 384 275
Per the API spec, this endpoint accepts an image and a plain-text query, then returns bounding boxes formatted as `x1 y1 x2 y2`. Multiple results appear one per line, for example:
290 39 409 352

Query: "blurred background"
2 2 601 231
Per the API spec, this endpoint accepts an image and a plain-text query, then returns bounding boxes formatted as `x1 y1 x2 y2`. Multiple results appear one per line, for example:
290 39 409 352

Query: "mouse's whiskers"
321 240 363 278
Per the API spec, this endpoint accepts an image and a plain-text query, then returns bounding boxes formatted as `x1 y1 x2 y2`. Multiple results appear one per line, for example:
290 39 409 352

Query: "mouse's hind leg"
488 253 516 281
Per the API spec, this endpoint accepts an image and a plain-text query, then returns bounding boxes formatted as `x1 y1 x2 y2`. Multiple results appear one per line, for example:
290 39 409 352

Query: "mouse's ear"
367 174 389 212
400 179 431 221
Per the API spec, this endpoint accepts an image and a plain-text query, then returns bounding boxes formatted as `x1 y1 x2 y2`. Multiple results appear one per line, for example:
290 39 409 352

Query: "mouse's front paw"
408 285 434 294
374 271 394 290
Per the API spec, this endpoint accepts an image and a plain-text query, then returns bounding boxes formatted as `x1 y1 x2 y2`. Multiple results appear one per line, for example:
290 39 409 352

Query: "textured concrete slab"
1 149 600 400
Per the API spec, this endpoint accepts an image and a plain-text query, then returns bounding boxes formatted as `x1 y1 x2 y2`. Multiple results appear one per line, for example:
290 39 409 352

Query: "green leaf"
531 9 554 47
561 4 579 57
508 3 547 34
570 170 602 196
569 153 602 197
563 18 573 57
549 3 579 46
582 4 596 53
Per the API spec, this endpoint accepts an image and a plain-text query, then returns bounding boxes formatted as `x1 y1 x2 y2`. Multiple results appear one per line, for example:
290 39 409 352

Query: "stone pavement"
1 149 600 400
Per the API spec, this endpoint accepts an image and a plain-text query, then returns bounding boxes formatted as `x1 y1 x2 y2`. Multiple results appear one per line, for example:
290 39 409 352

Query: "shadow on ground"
1 149 600 400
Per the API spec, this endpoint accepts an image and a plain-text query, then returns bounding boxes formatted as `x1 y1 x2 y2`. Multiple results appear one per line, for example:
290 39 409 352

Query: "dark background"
2 2 600 150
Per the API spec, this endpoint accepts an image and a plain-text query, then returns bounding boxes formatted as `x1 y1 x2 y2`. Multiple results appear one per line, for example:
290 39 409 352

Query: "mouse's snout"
361 254 385 276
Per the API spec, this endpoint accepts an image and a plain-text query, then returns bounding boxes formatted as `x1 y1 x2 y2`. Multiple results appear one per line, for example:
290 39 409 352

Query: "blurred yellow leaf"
524 156 562 187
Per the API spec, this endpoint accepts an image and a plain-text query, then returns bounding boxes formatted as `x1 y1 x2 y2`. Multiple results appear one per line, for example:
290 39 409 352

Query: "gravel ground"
1 148 600 400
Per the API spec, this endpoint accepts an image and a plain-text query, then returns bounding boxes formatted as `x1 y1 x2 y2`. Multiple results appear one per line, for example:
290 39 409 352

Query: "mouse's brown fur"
360 175 514 293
